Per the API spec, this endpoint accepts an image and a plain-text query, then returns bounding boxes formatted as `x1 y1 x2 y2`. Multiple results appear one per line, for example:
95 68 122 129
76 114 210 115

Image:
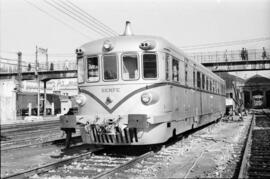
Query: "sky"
0 0 270 79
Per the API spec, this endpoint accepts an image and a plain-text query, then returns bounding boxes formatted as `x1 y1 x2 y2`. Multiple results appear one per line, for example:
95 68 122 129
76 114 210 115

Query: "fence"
0 59 76 73
189 48 270 64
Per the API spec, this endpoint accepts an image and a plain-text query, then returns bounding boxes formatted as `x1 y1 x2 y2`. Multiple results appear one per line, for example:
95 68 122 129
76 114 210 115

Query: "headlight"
141 93 152 105
75 94 86 106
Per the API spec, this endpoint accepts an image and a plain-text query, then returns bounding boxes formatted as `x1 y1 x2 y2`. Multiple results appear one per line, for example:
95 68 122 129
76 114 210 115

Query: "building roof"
244 74 270 86
216 72 245 89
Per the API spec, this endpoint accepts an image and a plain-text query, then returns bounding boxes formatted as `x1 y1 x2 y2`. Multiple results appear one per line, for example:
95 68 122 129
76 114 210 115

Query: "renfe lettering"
101 88 120 93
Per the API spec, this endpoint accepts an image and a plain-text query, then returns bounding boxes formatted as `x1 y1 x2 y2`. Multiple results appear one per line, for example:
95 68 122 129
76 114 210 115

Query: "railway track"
238 113 270 178
1 120 60 133
1 120 61 142
2 145 153 179
1 129 80 149
1 120 81 150
1 135 82 152
4 118 241 179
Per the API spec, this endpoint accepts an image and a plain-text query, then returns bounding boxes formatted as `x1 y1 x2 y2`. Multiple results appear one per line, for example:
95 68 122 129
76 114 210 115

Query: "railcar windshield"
77 57 84 83
122 54 139 80
103 55 118 81
143 54 157 79
87 56 99 82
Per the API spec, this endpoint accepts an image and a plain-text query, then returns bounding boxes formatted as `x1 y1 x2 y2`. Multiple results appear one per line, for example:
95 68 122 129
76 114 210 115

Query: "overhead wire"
44 0 112 37
24 0 93 39
51 0 114 37
65 0 118 36
60 0 117 36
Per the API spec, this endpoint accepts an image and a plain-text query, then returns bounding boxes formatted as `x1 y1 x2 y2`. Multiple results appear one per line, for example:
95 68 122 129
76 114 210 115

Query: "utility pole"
35 46 40 117
43 80 47 117
17 51 22 92
46 49 49 70
44 49 48 116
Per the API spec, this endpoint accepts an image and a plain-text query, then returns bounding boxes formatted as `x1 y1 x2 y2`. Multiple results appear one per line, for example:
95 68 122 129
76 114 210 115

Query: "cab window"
143 54 157 79
122 54 139 80
87 56 99 82
103 55 118 81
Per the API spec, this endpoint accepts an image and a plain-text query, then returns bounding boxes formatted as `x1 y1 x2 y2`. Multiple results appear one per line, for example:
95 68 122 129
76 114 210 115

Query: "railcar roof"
80 35 224 83
80 35 178 54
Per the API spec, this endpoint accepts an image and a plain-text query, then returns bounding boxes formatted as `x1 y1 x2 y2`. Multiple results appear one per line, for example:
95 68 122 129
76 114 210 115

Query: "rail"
238 114 254 178
1 150 97 179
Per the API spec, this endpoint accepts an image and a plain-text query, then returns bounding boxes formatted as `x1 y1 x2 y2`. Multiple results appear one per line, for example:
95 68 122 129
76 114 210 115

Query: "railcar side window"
172 59 179 82
202 74 205 90
103 55 118 80
87 56 99 82
213 81 216 93
206 77 209 91
184 58 188 85
143 54 157 79
210 80 212 92
193 70 196 87
165 54 170 81
197 71 201 88
122 54 139 80
77 57 84 83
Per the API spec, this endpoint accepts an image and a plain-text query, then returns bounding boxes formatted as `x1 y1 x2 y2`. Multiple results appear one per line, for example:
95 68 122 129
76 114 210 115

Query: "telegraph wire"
24 0 93 39
65 0 118 36
44 0 111 37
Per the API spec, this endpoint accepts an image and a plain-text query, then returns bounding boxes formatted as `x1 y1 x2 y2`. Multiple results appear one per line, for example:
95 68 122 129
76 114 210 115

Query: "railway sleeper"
248 174 270 179
250 156 270 161
250 151 270 156
248 168 270 175
249 164 270 170
45 171 96 178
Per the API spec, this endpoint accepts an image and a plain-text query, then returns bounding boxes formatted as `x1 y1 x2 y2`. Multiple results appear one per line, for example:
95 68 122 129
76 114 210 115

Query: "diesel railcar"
60 22 226 145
